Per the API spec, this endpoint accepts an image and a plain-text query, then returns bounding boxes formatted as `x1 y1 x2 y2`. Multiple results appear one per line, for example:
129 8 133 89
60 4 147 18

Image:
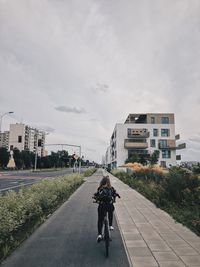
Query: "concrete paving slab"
173 246 199 256
125 240 147 248
159 262 186 267
130 256 159 267
128 247 152 257
108 171 200 267
152 251 179 262
180 255 200 266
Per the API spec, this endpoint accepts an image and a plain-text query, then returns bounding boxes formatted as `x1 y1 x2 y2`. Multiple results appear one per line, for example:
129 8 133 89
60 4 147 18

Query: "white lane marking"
0 181 39 192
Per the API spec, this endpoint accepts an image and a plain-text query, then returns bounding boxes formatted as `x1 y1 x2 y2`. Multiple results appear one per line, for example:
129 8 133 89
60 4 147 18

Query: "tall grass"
0 173 84 262
113 166 200 236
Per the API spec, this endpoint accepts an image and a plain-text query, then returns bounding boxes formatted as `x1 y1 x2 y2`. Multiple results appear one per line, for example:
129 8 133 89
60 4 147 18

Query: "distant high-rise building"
0 131 9 149
105 113 186 169
8 123 45 156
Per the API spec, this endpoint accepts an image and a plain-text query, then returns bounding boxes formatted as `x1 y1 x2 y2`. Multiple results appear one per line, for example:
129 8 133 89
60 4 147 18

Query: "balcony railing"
124 139 148 149
158 140 176 150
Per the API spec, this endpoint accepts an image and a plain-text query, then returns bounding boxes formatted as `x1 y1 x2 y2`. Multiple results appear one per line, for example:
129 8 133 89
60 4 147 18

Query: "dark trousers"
97 203 114 235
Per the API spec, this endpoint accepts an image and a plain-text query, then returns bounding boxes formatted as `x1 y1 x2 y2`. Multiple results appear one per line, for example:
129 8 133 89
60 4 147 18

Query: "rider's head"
99 175 111 188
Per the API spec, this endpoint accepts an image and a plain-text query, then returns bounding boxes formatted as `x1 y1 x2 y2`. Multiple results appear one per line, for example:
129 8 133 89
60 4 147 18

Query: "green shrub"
114 168 200 236
0 173 84 261
163 167 200 204
83 168 97 177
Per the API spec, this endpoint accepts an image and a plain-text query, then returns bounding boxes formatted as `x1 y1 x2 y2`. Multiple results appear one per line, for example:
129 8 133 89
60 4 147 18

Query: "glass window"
18 136 22 143
151 117 155 124
161 117 169 124
153 129 158 137
150 139 156 147
162 150 171 158
161 129 170 137
159 140 167 148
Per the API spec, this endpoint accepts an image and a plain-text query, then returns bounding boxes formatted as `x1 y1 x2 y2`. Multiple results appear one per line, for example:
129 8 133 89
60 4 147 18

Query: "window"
162 150 171 158
161 129 170 137
150 139 156 147
161 117 169 124
151 117 155 124
38 139 42 147
18 136 22 143
159 140 167 148
153 129 158 137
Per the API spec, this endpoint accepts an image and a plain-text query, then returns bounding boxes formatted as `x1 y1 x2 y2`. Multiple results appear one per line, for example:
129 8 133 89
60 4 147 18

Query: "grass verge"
113 170 200 236
0 173 84 262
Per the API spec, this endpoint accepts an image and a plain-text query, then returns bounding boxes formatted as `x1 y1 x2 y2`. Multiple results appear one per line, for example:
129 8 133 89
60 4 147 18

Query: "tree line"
0 147 90 169
126 150 160 165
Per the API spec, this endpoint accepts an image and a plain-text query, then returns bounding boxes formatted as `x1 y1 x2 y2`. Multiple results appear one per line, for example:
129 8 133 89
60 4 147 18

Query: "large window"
161 129 170 137
162 150 171 158
159 140 167 148
153 129 158 137
161 117 169 124
150 139 156 147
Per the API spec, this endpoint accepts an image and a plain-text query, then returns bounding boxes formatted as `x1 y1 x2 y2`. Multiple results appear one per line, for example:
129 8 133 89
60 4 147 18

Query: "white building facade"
8 123 45 157
106 113 185 169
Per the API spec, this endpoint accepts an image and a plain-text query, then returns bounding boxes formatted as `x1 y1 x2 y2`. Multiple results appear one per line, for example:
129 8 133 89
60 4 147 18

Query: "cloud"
55 106 86 114
90 83 109 93
1 0 200 162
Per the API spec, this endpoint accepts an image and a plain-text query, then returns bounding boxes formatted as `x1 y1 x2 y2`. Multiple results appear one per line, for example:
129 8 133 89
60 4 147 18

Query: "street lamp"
0 111 14 133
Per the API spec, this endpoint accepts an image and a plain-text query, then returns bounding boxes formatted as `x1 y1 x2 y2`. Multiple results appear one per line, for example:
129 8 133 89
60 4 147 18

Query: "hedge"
0 173 84 261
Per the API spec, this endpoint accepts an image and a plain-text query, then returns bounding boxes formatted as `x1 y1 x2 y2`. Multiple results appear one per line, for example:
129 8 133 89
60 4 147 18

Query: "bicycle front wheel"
104 220 109 257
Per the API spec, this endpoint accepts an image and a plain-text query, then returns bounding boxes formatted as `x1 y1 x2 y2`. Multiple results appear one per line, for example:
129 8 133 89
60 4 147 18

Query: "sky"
0 0 200 163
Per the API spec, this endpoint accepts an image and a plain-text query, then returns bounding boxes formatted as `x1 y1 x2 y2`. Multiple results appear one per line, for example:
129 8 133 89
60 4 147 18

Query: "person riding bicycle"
93 175 120 242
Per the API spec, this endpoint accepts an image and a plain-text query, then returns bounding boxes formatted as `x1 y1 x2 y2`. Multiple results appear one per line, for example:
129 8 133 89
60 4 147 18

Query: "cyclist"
93 175 120 242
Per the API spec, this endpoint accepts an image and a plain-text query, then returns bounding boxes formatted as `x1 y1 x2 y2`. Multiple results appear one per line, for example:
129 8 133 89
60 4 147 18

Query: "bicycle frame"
103 211 110 258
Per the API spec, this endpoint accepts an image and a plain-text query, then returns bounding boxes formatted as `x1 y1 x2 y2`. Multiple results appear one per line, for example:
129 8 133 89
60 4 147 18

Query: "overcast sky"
0 0 200 162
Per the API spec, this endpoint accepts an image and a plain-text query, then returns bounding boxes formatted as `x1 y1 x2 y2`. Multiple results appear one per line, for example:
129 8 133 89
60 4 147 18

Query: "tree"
13 148 23 169
125 153 140 163
21 150 35 169
0 147 9 168
149 150 160 165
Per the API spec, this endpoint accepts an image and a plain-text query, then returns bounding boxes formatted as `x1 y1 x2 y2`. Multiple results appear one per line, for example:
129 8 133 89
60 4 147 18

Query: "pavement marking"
0 181 40 192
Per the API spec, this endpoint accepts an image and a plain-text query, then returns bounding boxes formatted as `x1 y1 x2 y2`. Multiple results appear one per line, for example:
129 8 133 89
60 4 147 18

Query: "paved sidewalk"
109 172 200 267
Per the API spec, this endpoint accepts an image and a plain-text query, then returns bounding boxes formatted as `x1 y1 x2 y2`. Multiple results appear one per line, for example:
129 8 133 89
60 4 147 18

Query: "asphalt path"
0 168 83 193
1 169 130 267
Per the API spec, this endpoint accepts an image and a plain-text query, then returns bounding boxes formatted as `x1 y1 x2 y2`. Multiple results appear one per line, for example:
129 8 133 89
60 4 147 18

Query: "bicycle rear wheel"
104 219 109 257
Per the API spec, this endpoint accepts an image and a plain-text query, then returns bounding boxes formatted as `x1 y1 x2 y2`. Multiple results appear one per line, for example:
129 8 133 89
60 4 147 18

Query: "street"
0 168 83 194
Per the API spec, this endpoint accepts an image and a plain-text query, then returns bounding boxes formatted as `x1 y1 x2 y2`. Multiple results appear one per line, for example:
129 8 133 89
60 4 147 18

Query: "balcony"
124 139 148 149
127 128 149 139
158 140 176 150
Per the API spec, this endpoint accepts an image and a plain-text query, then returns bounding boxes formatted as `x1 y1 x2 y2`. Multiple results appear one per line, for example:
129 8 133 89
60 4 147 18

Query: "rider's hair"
99 176 111 188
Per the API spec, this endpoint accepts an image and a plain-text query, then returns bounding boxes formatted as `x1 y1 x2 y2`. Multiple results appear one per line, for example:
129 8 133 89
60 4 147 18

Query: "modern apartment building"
106 113 185 169
7 123 45 157
0 131 9 149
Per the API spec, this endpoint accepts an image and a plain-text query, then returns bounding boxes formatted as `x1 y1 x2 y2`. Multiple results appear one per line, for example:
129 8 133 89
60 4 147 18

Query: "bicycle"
93 198 111 257
93 193 120 257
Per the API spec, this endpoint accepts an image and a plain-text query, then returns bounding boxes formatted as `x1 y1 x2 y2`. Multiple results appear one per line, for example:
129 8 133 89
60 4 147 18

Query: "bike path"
1 169 130 267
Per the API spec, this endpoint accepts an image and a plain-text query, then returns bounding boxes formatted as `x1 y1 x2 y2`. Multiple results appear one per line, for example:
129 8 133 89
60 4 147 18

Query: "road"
1 169 130 267
0 168 83 194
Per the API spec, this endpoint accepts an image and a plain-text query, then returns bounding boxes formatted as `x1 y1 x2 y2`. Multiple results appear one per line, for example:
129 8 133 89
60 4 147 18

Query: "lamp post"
0 111 14 133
